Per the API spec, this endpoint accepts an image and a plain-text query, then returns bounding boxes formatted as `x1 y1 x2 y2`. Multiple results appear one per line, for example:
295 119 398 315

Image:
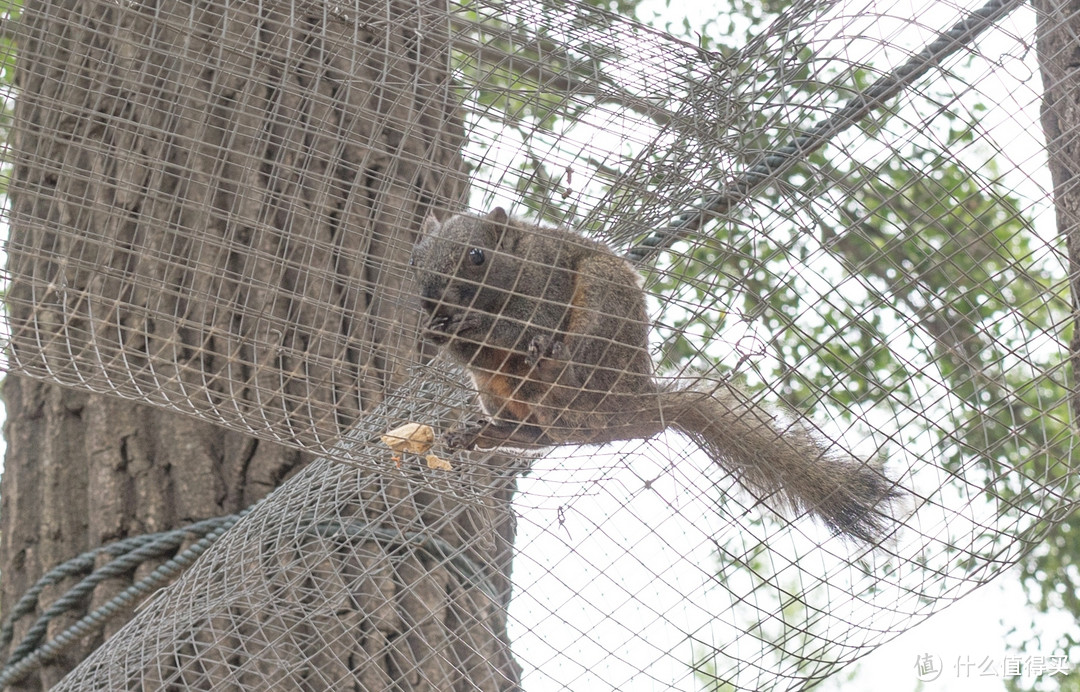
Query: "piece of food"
424 453 453 471
381 423 435 454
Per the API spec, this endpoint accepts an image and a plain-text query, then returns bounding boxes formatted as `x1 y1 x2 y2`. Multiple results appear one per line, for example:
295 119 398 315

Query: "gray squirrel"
410 208 901 543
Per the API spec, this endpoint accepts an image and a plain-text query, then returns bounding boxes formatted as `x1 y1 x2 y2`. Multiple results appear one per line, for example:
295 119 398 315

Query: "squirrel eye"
468 248 485 266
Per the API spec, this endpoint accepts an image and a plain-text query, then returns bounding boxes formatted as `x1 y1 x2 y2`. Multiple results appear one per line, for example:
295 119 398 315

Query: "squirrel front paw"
422 314 452 343
447 312 483 336
443 422 483 451
525 334 564 367
423 312 482 343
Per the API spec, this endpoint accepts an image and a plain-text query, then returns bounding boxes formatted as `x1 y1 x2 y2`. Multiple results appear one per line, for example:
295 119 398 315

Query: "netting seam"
627 0 1026 262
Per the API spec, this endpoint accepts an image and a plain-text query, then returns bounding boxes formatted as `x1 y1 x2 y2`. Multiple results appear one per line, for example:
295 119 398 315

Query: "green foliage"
452 0 674 227
655 114 1068 504
634 9 1068 675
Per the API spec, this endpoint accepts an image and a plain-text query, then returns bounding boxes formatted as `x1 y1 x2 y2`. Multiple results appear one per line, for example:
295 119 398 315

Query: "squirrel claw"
526 335 564 366
448 313 481 335
422 314 451 343
444 423 483 451
423 312 481 344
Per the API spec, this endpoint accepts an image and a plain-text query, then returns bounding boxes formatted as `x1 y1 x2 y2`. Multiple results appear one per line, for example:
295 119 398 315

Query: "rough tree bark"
2 0 520 688
1035 0 1080 423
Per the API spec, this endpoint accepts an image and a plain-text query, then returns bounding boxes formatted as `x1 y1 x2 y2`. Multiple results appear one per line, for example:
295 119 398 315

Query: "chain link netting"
0 0 1076 688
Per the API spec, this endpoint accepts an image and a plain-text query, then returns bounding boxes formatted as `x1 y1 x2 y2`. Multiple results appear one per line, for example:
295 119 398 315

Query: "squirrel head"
410 207 517 324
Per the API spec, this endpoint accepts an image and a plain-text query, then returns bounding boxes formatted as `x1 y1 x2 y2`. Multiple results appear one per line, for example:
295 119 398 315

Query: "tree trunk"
1036 0 1080 423
1 0 519 687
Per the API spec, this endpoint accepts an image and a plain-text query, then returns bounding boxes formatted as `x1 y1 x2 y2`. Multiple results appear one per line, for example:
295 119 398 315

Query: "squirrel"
409 207 902 543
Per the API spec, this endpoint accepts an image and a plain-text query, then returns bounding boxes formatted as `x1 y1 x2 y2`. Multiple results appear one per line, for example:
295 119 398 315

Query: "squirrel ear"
485 207 509 225
485 208 510 246
420 214 439 235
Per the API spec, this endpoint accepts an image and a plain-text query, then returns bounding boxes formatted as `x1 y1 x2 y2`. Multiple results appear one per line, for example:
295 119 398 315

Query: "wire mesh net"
0 0 1075 688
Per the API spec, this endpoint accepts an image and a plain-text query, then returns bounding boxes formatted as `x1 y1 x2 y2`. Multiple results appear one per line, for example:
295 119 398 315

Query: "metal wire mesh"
0 0 1075 688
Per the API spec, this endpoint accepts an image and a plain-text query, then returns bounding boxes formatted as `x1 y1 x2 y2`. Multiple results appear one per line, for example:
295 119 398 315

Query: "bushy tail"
661 382 902 543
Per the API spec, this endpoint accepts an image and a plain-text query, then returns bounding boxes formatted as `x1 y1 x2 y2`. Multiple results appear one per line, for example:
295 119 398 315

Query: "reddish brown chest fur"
466 347 537 423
